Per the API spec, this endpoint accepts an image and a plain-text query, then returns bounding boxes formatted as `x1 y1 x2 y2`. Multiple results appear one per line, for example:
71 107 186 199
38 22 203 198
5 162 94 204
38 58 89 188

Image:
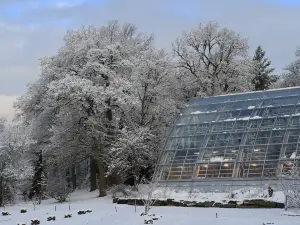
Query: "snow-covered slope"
0 190 298 225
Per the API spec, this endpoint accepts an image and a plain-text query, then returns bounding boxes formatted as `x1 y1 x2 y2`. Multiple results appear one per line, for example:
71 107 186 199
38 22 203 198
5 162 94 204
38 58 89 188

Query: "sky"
0 0 300 120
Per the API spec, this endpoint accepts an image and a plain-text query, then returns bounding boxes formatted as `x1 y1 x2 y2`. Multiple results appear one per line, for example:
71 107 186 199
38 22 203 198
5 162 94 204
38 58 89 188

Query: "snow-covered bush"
64 213 72 218
138 178 159 215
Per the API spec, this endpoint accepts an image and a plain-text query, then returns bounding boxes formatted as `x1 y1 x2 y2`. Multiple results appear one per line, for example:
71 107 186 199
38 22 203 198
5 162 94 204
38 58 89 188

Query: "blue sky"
0 0 300 119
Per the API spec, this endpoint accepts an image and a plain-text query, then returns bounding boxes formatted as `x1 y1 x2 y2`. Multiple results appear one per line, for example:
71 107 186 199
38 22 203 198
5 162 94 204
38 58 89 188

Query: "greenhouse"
154 87 300 186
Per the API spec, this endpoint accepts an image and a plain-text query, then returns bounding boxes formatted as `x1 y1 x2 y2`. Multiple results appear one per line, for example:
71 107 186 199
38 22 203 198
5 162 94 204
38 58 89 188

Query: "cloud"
0 0 300 120
0 95 18 121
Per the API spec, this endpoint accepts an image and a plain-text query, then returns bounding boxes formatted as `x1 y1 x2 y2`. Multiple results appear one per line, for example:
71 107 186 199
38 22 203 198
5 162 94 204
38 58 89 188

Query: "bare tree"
137 178 159 215
173 21 253 97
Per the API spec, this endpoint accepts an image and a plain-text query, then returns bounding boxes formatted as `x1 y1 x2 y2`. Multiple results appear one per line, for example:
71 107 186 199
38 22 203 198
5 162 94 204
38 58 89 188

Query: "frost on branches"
15 21 179 197
275 47 300 88
0 119 33 206
173 21 255 98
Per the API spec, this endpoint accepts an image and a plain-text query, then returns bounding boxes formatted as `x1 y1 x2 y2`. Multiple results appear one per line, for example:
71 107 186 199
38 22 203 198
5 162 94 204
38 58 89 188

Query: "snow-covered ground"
0 190 298 225
129 186 285 203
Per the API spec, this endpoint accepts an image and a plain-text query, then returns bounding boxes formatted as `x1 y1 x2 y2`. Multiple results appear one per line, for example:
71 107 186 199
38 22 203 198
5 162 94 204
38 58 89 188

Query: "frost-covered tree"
173 21 254 97
0 119 33 206
252 46 277 90
15 21 175 197
106 48 179 186
276 47 300 88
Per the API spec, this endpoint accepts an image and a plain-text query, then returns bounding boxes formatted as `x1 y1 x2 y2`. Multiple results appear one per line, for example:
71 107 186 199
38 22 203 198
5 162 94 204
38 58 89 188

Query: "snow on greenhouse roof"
188 86 300 106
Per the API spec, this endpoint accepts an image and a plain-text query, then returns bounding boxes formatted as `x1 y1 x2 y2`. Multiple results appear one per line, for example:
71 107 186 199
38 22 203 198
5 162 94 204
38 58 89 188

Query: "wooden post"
69 197 71 211
285 195 288 211
135 199 137 213
55 206 56 211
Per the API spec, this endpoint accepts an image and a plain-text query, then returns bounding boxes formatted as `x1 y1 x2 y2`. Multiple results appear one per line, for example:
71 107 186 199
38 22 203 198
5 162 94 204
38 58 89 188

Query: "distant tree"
252 46 277 90
276 47 300 88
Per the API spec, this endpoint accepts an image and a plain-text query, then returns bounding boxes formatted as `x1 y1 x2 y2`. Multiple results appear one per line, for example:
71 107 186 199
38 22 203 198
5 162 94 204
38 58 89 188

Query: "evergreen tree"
28 150 46 204
252 46 277 90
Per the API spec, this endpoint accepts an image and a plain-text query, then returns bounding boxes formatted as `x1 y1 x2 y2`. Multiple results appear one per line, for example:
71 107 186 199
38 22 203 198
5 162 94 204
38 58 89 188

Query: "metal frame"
154 88 300 185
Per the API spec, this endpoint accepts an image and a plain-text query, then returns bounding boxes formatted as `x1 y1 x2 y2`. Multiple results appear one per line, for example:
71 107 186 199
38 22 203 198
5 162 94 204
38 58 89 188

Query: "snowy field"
0 191 299 225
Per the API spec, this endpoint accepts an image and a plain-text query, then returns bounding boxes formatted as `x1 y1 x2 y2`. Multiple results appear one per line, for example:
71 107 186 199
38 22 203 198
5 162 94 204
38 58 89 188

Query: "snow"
248 106 255 109
0 190 299 225
190 110 204 114
290 152 297 159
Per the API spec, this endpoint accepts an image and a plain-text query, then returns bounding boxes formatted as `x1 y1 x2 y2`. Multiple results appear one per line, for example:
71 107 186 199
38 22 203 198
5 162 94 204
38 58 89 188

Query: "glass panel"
205 163 221 178
159 151 176 164
251 145 268 161
207 104 222 112
219 163 234 178
182 125 198 136
293 105 300 115
278 106 294 117
224 147 239 161
173 150 187 164
280 161 295 176
211 122 224 133
248 119 262 130
214 134 231 147
287 130 300 143
181 164 195 179
195 164 208 178
260 118 275 129
270 130 285 144
261 99 272 107
236 162 249 178
168 165 183 180
271 98 284 107
274 117 289 129
283 144 299 159
263 161 279 177
196 114 216 123
170 126 185 137
234 120 249 130
239 147 254 161
238 110 253 119
186 149 200 163
176 116 190 125
157 166 171 180
227 133 243 146
245 132 257 145
283 96 298 105
255 131 271 145
187 105 209 114
264 107 280 117
266 145 281 160
290 117 300 128
196 123 210 134
247 161 264 178
201 149 213 162
192 135 205 149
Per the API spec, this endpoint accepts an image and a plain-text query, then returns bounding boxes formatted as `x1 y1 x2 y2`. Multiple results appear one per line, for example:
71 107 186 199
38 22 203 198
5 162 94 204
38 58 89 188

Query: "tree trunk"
96 161 107 197
90 158 97 192
72 166 77 190
0 177 3 207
